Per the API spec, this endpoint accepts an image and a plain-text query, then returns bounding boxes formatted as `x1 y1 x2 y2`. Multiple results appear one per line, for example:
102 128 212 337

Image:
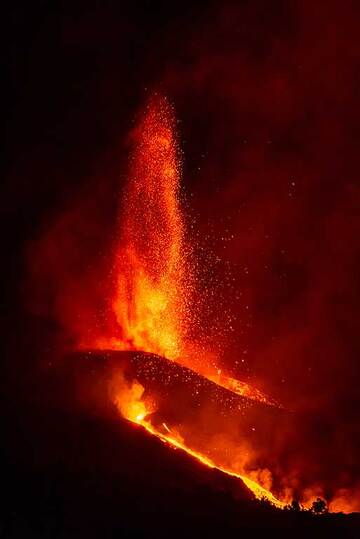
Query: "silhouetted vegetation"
311 497 328 514
290 499 302 512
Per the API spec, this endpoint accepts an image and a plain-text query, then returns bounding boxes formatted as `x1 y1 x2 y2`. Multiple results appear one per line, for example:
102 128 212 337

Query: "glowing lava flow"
114 379 285 509
136 419 285 509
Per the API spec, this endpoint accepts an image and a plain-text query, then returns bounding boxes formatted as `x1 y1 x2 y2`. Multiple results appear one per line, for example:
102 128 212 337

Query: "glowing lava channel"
137 419 285 508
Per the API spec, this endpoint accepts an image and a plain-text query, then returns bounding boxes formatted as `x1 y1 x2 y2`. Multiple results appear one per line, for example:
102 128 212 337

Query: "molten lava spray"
106 95 192 361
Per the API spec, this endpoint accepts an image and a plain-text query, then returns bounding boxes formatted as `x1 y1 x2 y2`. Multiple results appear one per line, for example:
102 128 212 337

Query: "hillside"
1 353 359 538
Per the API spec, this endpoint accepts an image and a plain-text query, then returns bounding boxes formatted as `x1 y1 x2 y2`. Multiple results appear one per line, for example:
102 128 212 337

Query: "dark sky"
3 0 360 510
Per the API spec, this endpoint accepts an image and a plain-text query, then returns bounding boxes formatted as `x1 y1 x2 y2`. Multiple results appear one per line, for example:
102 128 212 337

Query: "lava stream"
116 378 285 509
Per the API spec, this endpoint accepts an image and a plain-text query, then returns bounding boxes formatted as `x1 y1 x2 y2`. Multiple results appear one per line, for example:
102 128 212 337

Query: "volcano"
19 91 360 514
4 349 359 538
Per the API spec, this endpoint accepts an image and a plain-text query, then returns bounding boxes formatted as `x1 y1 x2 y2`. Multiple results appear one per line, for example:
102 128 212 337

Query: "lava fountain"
99 95 192 361
94 94 286 507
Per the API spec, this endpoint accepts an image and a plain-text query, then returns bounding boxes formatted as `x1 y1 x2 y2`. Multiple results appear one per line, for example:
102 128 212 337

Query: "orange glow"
329 490 360 514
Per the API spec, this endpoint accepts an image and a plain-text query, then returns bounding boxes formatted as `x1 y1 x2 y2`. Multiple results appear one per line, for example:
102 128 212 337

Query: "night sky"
3 0 360 522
